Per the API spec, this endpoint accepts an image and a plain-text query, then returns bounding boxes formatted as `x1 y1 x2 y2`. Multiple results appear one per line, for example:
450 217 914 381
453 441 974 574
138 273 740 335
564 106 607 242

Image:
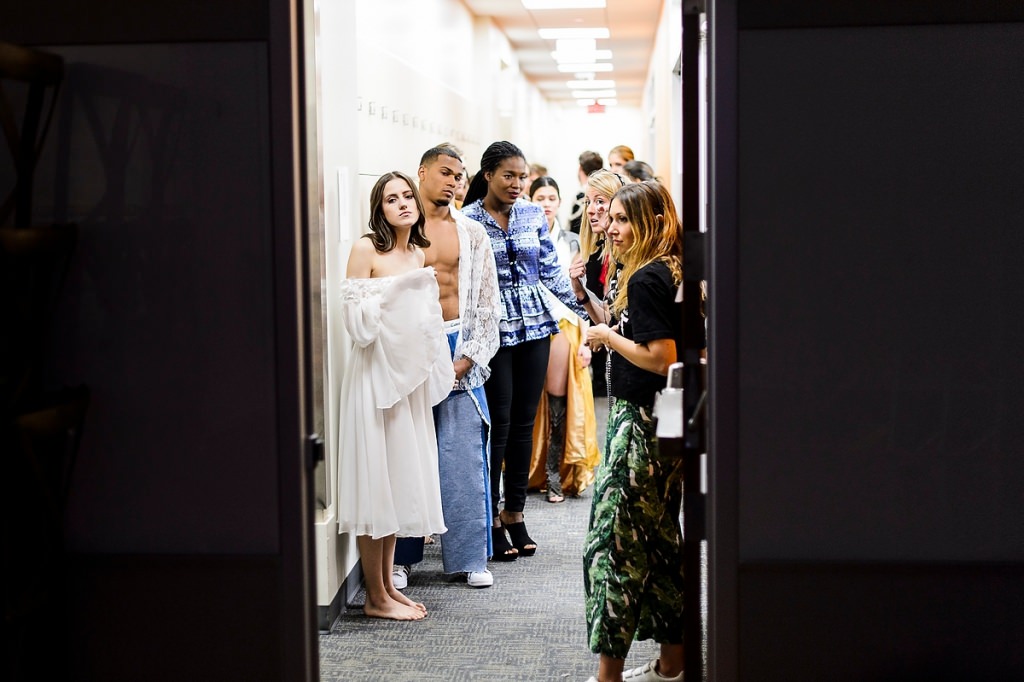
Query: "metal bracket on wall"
306 433 324 472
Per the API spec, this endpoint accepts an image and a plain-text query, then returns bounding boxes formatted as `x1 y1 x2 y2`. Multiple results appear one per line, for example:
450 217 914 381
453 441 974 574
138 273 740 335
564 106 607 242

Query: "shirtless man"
392 144 502 589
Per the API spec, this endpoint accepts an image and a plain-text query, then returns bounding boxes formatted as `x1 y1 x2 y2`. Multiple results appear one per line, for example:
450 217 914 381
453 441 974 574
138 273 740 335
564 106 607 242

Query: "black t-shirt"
584 245 606 299
610 260 683 407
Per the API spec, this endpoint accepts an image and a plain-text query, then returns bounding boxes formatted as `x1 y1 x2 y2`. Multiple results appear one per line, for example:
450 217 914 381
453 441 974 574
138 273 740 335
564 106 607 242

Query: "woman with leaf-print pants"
583 404 684 674
582 181 690 682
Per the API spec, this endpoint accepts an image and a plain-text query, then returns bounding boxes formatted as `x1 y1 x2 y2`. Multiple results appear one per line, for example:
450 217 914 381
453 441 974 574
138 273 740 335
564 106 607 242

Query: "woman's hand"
586 323 611 351
569 256 587 295
453 357 473 381
578 342 592 368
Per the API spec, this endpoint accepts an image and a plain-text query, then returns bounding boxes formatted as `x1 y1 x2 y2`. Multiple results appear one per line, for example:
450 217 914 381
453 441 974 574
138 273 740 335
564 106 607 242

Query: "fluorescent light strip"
523 0 606 9
566 79 616 89
571 89 616 99
539 27 610 40
597 98 618 106
558 62 613 72
551 49 613 62
555 38 596 52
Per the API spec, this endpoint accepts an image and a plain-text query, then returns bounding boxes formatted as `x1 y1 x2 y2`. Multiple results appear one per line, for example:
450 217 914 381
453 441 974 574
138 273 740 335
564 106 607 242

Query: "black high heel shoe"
502 518 537 556
490 526 519 561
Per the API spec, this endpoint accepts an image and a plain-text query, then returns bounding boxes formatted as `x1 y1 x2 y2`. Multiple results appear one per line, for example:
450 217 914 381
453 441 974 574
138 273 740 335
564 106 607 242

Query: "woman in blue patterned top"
462 141 587 561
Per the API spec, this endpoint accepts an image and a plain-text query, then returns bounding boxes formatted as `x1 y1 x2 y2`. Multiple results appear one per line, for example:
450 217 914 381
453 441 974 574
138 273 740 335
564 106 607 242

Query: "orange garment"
529 318 601 496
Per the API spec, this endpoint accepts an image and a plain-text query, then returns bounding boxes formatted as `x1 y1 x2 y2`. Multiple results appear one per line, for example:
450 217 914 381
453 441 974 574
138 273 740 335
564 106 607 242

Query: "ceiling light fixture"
539 28 610 40
551 49 613 62
559 62 613 73
523 0 606 9
597 98 618 106
555 38 596 53
571 88 616 99
566 79 616 89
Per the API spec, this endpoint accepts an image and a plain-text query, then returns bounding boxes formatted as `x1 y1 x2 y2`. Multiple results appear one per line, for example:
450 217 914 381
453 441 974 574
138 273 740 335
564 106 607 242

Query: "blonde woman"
568 169 627 397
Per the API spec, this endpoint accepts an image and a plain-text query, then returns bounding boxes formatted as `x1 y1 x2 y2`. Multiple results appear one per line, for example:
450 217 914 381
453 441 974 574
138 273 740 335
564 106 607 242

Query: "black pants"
485 337 550 517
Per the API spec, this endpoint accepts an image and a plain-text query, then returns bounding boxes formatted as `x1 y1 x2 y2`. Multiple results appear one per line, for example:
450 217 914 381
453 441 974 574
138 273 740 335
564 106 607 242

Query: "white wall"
534 105 646 225
644 0 684 204
315 0 360 610
354 0 480 177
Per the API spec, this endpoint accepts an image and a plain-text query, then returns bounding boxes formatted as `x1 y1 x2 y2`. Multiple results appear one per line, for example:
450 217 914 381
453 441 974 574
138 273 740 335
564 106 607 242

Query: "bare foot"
388 587 427 614
363 595 425 621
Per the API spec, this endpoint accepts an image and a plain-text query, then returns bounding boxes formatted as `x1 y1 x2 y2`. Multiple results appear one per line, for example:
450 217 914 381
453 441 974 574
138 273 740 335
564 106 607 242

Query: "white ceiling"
460 0 666 108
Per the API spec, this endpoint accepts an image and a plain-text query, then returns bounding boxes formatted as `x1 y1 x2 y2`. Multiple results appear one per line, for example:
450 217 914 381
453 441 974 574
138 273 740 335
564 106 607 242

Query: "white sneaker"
466 569 493 588
391 565 410 590
622 659 683 681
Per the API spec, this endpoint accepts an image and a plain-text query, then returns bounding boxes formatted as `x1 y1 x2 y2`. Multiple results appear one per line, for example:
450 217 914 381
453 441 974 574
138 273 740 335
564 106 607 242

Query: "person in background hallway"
391 145 502 590
607 144 635 174
526 176 601 502
336 171 453 621
583 181 690 682
462 141 587 561
623 159 655 184
528 162 548 187
568 150 604 234
569 169 627 399
453 171 469 210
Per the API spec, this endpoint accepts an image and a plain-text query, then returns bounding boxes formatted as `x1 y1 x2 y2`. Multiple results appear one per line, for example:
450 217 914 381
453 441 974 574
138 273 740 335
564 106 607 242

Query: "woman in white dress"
337 171 454 621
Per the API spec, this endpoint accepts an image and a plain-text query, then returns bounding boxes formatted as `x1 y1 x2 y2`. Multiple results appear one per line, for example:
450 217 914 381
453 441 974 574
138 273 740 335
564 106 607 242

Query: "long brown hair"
367 171 430 252
609 181 682 316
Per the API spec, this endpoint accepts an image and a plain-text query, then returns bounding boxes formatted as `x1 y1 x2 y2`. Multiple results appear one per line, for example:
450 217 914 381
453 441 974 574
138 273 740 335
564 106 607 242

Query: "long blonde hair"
609 181 682 316
579 169 627 259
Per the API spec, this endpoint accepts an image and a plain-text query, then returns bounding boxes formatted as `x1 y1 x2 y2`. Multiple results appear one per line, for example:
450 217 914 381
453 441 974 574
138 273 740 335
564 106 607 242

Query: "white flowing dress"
336 267 454 539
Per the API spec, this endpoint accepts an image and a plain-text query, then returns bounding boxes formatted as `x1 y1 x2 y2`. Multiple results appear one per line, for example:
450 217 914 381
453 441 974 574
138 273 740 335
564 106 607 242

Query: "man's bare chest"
423 227 460 272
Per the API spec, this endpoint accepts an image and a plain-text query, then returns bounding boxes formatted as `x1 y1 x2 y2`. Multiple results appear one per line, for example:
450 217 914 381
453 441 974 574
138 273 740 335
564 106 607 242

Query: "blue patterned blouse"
462 198 587 347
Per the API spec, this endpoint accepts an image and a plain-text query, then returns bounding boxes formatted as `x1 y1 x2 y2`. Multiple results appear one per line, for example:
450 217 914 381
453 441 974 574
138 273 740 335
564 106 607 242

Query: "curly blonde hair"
579 169 627 259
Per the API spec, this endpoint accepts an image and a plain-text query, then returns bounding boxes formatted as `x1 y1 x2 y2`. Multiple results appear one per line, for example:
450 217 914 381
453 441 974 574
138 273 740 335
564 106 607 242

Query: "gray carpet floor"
319 398 707 681
318 486 661 681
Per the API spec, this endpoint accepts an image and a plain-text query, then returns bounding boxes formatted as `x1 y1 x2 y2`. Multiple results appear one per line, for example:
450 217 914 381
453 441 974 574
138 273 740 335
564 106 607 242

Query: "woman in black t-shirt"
582 181 686 682
569 169 627 399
